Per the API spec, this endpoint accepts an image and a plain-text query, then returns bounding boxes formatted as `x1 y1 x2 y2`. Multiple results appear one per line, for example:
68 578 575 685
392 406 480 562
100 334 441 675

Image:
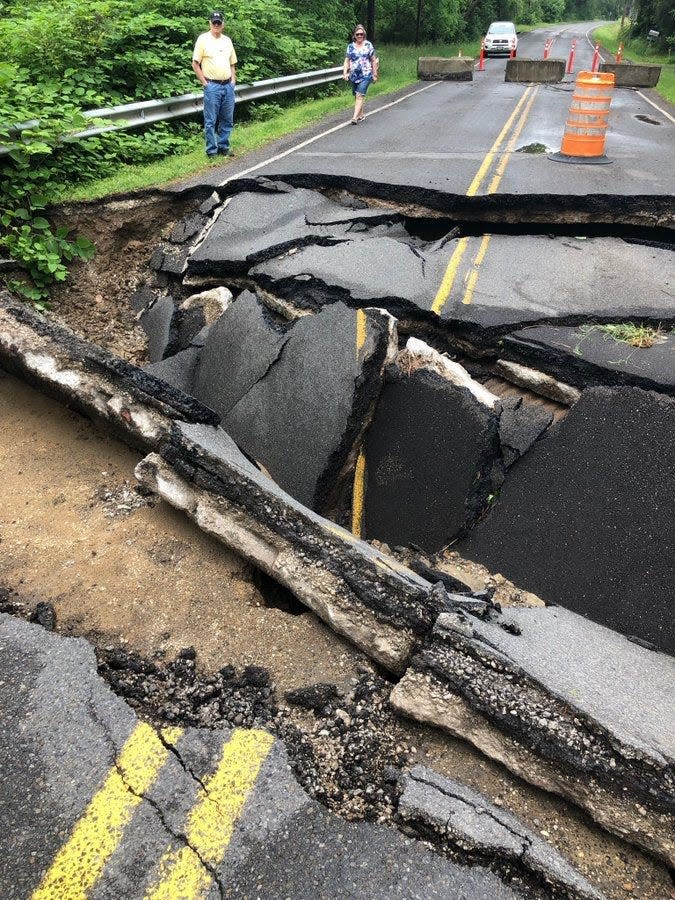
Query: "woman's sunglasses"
355 32 365 36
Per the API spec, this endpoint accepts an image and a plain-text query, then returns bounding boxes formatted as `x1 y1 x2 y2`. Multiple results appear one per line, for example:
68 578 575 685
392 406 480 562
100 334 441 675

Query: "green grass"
579 322 669 349
57 41 480 202
592 22 675 105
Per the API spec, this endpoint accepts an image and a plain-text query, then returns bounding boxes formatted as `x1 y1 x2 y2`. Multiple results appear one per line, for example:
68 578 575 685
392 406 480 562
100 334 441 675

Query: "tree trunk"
415 0 424 45
367 0 376 43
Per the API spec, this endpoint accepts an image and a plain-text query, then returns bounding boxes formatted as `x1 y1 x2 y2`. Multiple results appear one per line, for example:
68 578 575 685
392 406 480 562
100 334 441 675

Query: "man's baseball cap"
209 11 224 23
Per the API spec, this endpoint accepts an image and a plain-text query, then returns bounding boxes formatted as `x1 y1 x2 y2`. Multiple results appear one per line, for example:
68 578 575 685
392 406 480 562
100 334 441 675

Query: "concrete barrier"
417 57 474 81
599 61 661 87
505 57 565 83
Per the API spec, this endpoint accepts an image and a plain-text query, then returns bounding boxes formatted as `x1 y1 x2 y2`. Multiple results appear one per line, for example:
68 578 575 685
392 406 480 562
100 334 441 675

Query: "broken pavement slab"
360 342 501 552
390 606 675 864
136 422 444 674
185 186 401 279
399 766 602 900
192 289 291 420
0 614 521 899
498 396 553 468
206 299 397 512
459 386 675 654
250 230 674 343
500 324 675 397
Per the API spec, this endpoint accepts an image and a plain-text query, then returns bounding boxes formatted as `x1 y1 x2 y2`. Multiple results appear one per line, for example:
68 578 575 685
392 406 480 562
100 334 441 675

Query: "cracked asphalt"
0 615 520 899
1 20 674 900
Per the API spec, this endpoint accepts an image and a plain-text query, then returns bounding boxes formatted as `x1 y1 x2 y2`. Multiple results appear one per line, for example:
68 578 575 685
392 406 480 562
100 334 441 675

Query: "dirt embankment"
48 190 207 364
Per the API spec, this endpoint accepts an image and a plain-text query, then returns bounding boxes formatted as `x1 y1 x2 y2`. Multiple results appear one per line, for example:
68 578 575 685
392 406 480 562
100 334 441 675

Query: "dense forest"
1 0 630 108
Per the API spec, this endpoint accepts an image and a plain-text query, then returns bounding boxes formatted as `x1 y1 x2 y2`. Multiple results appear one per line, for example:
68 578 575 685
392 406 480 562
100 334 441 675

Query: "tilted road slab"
399 766 602 900
206 300 396 512
361 357 500 553
391 606 675 864
501 325 675 396
250 232 674 340
459 386 675 654
186 185 400 278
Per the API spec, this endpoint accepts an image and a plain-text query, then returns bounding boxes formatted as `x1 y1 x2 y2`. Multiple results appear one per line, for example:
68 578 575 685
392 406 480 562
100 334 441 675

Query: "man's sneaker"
217 147 235 156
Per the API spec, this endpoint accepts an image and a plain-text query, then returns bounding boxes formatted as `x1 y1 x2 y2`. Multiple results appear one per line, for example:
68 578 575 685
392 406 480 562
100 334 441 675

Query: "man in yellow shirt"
192 11 238 158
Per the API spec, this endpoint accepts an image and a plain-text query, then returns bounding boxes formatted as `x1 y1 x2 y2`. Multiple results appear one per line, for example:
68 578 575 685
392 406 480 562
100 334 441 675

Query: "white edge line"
585 26 605 62
636 90 675 125
218 82 441 186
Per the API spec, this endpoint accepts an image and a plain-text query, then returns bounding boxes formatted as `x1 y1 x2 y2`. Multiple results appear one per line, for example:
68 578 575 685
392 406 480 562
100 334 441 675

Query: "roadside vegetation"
0 0 636 301
578 322 670 349
592 21 674 104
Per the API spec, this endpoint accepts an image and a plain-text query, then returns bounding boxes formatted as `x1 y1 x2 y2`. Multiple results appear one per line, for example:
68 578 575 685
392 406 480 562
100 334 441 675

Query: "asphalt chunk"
459 386 675 654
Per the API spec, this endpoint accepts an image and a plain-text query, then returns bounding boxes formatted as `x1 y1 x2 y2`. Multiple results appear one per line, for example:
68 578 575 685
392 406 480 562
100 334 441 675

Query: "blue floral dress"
346 40 376 92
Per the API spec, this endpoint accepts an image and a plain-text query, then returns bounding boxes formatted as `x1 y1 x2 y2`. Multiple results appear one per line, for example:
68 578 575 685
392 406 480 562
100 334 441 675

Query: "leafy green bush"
0 63 96 304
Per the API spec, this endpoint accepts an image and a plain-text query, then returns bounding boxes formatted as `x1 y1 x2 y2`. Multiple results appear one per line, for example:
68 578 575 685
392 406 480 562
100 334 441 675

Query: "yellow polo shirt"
193 32 237 81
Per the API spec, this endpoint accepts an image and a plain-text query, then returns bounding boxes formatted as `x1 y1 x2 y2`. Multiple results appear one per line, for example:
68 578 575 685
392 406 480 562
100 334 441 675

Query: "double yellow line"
350 86 540 538
431 84 540 314
33 724 274 900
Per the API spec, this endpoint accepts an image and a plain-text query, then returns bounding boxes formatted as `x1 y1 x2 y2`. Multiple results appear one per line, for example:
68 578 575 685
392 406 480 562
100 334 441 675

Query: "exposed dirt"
47 192 202 364
0 374 362 693
0 371 672 900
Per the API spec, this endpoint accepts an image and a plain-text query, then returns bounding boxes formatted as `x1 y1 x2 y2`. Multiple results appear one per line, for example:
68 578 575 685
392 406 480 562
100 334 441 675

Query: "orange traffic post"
509 46 516 59
549 71 615 165
478 42 485 71
591 43 601 72
566 39 577 74
616 42 624 62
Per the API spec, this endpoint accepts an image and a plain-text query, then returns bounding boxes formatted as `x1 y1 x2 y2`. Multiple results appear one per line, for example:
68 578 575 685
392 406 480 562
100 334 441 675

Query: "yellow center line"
351 449 367 537
488 86 540 194
430 235 470 315
462 86 540 306
32 723 183 900
465 85 533 197
461 233 491 305
145 729 274 900
355 308 367 355
351 309 369 537
431 85 534 316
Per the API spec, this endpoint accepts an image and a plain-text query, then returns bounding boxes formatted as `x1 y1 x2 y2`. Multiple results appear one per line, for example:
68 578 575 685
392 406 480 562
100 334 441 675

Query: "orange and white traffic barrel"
549 71 615 165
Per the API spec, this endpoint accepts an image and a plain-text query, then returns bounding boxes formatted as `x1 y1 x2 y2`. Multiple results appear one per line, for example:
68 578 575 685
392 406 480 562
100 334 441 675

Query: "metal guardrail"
1 66 343 156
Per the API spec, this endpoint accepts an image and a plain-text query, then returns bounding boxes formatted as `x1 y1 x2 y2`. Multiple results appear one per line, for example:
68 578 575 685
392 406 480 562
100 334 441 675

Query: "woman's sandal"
356 115 365 122
350 118 359 124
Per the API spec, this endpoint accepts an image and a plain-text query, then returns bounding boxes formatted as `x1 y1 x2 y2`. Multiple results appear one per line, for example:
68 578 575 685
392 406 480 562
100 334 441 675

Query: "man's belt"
206 78 230 84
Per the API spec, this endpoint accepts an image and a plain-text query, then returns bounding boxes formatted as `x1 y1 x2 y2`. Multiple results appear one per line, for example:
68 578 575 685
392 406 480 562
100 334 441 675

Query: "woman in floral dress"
343 25 378 124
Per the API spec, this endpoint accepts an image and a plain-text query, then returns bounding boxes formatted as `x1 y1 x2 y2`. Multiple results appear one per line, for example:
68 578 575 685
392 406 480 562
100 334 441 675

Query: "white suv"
483 21 518 57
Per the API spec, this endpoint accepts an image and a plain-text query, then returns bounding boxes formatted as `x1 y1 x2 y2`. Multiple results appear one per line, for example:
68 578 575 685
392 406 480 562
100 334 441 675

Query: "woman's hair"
352 24 366 39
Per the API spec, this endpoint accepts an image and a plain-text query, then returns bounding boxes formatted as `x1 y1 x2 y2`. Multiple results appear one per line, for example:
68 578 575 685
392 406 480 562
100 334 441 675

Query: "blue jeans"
352 74 373 96
203 81 235 156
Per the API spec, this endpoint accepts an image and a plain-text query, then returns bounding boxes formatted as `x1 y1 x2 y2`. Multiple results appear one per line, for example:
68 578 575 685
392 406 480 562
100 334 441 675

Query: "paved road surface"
211 22 674 199
0 615 519 900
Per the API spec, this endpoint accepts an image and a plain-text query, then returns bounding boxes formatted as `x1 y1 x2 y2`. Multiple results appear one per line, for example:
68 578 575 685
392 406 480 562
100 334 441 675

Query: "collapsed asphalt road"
1 26 674 899
1 288 673 895
142 174 674 655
